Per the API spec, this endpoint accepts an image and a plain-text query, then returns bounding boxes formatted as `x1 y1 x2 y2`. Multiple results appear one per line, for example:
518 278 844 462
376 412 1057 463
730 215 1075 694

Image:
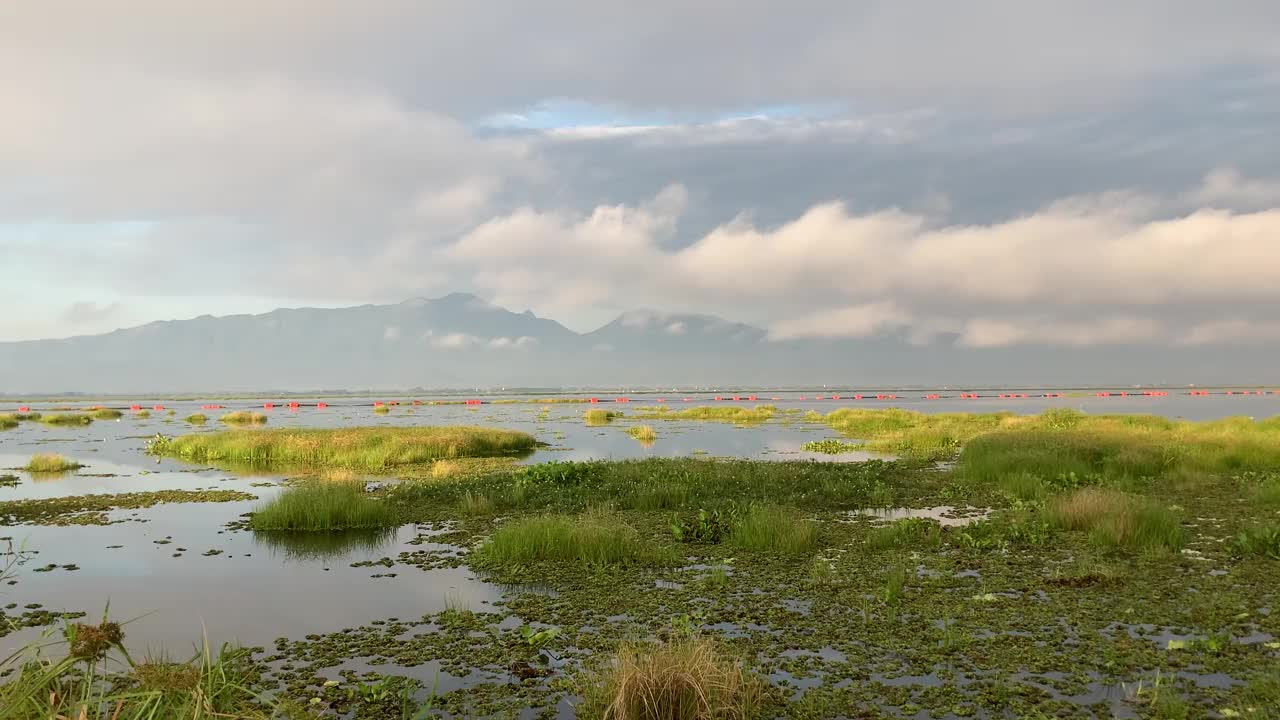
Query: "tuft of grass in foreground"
39 413 93 426
627 425 658 443
90 408 123 420
473 510 672 567
149 426 537 472
249 482 395 531
640 405 775 423
1049 487 1184 552
220 411 268 425
578 636 763 720
23 454 84 473
729 505 818 554
185 414 208 424
585 409 623 425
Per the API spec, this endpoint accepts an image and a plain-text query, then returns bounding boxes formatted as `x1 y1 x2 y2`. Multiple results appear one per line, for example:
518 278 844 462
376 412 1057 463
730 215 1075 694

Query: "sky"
3 1 1280 350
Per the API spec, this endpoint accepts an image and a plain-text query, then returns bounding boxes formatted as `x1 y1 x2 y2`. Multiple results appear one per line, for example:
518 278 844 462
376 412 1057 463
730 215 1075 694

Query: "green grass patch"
0 414 17 430
627 425 658 443
472 510 672 567
802 439 864 454
135 409 152 419
22 453 84 473
1049 487 1184 552
729 505 818 554
638 405 775 423
148 426 537 472
38 413 93 426
373 405 390 414
90 408 123 420
867 517 942 551
1234 523 1280 559
220 411 268 425
185 414 208 424
585 409 622 425
249 482 395 531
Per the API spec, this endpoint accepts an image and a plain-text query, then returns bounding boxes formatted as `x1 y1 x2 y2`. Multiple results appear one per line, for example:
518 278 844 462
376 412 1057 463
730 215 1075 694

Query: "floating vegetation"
0 414 19 430
22 453 84 473
0 473 19 488
585 409 623 425
38 413 93 426
184 413 208 424
249 482 396 531
639 405 776 423
90 408 123 420
148 426 536 472
578 636 764 720
0 489 255 525
373 405 390 414
473 510 673 567
801 439 864 454
135 409 152 419
220 411 268 425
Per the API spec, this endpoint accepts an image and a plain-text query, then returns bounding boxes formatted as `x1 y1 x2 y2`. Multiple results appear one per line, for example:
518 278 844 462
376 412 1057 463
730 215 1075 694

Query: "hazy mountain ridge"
0 294 1269 393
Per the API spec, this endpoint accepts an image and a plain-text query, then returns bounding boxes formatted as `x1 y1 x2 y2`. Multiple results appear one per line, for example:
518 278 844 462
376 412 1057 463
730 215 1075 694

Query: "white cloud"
430 332 480 349
1190 168 1280 210
958 316 1165 348
768 302 913 340
488 335 538 349
665 321 687 335
1178 319 1280 345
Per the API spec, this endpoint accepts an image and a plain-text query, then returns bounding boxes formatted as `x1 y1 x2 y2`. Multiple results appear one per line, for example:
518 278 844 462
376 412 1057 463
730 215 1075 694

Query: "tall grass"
220 411 268 426
23 454 84 473
1049 488 1184 552
729 505 818 554
585 409 623 425
473 510 671 567
867 517 942 551
628 425 658 443
90 408 123 420
249 482 395 531
578 636 762 720
185 414 209 424
149 426 536 472
38 413 94 426
0 414 17 430
1234 523 1280 559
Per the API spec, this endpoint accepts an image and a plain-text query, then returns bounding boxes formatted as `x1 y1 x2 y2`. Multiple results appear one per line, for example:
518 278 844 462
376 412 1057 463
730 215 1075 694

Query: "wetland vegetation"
4 406 1279 717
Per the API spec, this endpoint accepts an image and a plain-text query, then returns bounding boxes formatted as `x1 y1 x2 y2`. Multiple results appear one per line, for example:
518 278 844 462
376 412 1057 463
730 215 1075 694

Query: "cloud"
429 332 480 349
1178 319 1280 346
488 336 538 349
957 316 1166 348
768 302 913 341
62 301 123 327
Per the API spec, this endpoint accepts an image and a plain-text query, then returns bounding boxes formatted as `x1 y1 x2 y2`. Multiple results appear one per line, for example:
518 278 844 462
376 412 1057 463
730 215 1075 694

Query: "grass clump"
374 405 390 414
1234 523 1280 559
150 426 536 472
578 636 763 720
249 482 395 531
90 408 123 420
38 413 94 426
185 413 208 424
729 505 818 554
220 411 268 425
1049 487 1184 552
867 517 942 551
586 409 623 425
23 453 84 473
473 510 671 567
0 414 17 430
628 425 658 443
135 409 152 419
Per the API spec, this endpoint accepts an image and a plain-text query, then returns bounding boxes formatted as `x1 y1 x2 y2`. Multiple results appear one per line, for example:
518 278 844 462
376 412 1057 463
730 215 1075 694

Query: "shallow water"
3 391 1278 673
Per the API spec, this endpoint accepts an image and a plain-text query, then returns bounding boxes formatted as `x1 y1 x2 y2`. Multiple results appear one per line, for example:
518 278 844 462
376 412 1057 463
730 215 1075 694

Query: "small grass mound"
249 482 395 531
135 409 152 419
586 409 623 425
23 454 84 473
729 505 818 554
90 408 123 420
39 413 94 426
1049 487 1184 552
151 426 536 472
374 405 390 414
0 414 17 430
474 510 671 567
578 636 763 720
185 413 209 424
221 411 268 426
628 425 658 442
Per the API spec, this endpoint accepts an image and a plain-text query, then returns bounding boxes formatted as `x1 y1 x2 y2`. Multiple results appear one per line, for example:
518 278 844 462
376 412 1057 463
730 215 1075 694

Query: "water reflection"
253 527 399 562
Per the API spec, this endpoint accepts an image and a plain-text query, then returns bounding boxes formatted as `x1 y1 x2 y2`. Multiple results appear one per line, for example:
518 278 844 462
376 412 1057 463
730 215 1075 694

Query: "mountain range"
0 293 1266 393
